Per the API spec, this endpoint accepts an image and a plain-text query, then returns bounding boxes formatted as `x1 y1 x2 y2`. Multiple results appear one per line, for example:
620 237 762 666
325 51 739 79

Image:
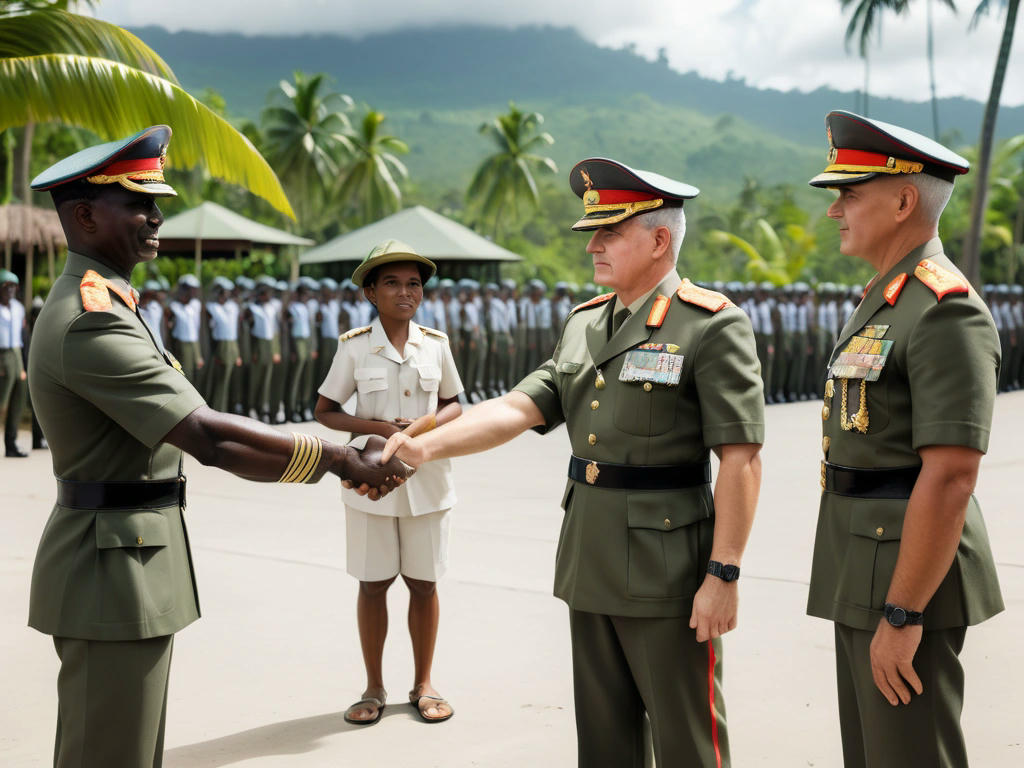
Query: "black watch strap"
884 603 923 627
707 560 740 582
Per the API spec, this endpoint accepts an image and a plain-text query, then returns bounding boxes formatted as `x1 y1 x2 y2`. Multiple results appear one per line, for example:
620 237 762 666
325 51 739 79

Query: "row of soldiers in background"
140 273 375 424
984 283 1024 393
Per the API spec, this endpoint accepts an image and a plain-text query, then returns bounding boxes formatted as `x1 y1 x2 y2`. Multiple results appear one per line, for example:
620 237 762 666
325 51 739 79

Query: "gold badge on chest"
828 324 893 435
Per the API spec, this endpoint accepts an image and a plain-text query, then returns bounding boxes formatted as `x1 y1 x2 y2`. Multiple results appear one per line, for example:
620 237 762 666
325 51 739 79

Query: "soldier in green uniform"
383 158 764 767
27 126 410 768
806 111 1003 767
0 268 29 456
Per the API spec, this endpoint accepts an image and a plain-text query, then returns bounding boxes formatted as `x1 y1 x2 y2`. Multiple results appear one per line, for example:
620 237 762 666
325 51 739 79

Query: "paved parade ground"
2 394 1022 767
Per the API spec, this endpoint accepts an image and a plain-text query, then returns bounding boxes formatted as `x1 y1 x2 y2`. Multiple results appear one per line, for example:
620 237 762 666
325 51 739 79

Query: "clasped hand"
341 434 414 500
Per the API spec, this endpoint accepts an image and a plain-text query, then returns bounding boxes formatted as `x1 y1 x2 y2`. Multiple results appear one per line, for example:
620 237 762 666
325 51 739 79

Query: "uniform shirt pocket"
354 367 388 394
418 364 442 392
841 503 905 611
94 510 175 622
625 490 711 599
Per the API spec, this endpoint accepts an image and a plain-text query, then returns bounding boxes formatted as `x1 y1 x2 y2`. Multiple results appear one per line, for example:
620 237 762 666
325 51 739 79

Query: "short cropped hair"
909 174 954 224
637 205 687 262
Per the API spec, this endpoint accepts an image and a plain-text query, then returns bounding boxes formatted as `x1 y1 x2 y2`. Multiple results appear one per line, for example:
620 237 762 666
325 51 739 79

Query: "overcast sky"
94 0 1024 106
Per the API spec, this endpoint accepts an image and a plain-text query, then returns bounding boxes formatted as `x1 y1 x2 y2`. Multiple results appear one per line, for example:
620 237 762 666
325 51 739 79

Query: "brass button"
404 389 411 397
588 433 597 445
591 400 599 410
595 376 605 390
663 518 671 529
136 536 144 546
822 436 831 453
825 379 835 399
822 405 831 420
643 382 653 392
876 526 884 537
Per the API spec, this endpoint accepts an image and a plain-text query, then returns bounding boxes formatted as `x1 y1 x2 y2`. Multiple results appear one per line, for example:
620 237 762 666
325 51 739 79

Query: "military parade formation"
6 272 1024 460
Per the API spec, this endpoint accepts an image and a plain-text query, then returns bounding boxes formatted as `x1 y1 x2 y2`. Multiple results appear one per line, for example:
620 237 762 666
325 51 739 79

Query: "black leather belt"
568 456 710 490
823 462 920 499
56 477 186 510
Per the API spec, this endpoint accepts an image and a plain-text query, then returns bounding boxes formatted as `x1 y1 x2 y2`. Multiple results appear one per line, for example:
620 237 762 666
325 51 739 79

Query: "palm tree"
707 220 815 285
335 109 409 227
467 103 557 238
840 0 909 116
925 0 959 137
962 0 1020 285
261 71 353 229
0 4 293 217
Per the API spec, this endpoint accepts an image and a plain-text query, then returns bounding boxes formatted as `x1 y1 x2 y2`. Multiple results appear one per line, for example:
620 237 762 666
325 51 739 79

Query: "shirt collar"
369 317 421 363
65 251 138 310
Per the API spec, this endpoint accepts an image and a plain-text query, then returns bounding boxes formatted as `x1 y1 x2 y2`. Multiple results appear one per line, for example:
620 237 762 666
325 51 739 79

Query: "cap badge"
827 147 838 164
580 168 600 206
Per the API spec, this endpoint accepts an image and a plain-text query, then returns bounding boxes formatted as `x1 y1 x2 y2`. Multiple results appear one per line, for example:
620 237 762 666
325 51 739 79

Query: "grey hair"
908 173 954 224
638 205 687 262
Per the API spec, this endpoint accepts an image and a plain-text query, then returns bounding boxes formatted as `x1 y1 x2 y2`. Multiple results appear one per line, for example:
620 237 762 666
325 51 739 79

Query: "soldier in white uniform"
206 277 241 412
167 274 203 387
315 240 463 728
0 269 28 456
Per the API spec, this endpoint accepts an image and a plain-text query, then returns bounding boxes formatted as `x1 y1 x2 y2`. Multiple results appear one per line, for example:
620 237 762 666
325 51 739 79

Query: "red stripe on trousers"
708 642 723 768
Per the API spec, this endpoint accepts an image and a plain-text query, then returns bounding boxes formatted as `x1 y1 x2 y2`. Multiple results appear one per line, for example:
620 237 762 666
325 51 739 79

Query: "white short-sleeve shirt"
319 318 463 517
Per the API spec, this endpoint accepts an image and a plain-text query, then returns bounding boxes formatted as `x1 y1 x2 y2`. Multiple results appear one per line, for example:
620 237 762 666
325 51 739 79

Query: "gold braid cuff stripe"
279 433 323 483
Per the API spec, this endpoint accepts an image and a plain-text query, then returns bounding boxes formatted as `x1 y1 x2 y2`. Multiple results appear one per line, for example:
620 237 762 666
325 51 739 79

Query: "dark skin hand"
163 406 410 498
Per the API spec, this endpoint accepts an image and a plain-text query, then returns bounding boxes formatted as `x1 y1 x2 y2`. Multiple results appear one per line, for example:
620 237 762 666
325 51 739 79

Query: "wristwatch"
706 560 740 582
883 603 923 627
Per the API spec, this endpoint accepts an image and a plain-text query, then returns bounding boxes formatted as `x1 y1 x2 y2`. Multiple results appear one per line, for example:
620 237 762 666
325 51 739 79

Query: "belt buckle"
585 461 600 485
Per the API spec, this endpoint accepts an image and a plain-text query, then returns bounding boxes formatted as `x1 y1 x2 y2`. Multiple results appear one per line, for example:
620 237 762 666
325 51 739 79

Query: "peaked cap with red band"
569 157 698 231
31 125 177 197
809 110 969 188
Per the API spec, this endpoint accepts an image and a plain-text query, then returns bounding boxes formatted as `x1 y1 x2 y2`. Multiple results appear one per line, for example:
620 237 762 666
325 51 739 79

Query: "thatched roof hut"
0 204 67 305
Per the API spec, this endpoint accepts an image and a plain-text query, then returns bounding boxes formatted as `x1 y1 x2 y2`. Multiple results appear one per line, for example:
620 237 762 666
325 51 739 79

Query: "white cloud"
94 0 1024 105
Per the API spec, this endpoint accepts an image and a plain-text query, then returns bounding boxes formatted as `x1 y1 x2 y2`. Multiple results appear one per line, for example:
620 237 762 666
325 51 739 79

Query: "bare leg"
404 575 451 720
348 577 396 722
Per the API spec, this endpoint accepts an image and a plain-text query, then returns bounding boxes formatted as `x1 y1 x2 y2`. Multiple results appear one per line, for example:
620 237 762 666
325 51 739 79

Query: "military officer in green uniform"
382 157 764 767
806 111 1003 767
28 126 410 768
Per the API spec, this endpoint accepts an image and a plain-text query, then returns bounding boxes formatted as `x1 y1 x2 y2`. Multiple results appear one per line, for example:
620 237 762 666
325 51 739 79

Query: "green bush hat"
351 239 437 288
0 269 19 285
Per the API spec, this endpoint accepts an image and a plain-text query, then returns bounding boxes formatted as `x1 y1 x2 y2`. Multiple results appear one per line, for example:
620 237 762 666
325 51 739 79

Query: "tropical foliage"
466 102 557 238
0 2 293 217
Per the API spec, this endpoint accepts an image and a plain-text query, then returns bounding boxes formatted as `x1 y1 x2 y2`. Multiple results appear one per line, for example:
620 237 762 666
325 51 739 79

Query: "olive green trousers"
569 609 728 768
53 635 174 768
834 623 967 768
1 347 27 448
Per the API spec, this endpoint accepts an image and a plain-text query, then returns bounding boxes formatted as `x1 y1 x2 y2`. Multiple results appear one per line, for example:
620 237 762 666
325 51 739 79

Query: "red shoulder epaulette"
913 259 968 301
568 292 615 317
883 273 908 306
675 279 734 313
80 269 137 312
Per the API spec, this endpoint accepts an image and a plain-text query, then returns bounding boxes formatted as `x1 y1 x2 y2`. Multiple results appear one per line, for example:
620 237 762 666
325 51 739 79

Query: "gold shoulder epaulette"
80 270 113 312
568 292 615 317
420 325 448 340
914 259 968 301
339 325 371 341
675 279 734 313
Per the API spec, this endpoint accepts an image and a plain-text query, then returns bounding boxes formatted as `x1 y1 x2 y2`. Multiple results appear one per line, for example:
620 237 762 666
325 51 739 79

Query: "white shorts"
344 506 450 583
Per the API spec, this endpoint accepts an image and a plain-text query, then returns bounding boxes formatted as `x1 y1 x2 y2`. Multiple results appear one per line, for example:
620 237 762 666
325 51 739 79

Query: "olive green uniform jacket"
27 251 206 641
515 272 764 617
808 239 1003 631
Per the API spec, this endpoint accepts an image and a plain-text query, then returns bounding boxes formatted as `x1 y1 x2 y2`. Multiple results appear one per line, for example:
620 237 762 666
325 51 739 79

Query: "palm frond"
0 53 293 218
0 10 176 80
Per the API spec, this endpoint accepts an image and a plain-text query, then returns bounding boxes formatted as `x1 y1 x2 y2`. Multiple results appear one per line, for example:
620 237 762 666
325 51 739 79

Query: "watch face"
721 565 740 582
888 607 907 627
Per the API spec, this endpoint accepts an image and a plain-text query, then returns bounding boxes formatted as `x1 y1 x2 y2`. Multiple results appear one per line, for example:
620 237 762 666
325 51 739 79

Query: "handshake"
336 412 435 498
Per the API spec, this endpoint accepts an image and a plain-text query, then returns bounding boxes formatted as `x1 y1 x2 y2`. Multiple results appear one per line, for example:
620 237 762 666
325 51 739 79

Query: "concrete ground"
2 393 1021 767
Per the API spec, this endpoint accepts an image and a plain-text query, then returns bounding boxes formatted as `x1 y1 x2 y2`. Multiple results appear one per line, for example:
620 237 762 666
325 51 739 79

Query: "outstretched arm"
163 405 409 497
382 391 544 467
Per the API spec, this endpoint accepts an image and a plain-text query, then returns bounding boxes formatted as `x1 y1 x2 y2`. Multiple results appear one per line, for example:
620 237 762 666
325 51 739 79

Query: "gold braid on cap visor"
86 169 168 195
278 433 324 483
579 198 664 227
824 147 924 176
